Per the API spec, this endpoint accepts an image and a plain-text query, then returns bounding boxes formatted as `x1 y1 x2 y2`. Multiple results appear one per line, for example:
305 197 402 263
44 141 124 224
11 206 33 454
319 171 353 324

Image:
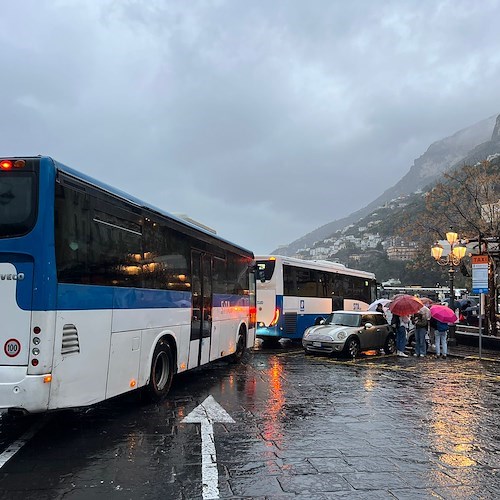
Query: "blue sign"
472 288 488 294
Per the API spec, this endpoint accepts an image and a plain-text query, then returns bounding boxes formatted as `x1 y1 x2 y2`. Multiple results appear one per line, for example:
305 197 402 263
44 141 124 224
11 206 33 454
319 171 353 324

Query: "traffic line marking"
182 395 234 500
0 419 45 469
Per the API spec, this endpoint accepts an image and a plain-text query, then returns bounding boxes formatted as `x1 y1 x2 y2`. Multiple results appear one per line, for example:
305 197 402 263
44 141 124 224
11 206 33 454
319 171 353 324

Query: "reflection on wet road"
0 343 499 498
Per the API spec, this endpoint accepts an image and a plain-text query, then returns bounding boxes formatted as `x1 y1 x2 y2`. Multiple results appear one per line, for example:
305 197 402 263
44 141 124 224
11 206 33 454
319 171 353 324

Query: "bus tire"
146 339 174 402
230 327 247 363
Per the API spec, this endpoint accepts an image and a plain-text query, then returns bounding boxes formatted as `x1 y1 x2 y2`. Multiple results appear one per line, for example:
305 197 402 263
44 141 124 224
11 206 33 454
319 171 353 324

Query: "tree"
418 158 500 334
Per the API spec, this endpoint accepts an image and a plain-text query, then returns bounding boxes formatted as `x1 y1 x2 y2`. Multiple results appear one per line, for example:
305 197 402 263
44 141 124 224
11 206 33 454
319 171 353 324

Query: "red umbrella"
430 304 457 324
388 295 424 316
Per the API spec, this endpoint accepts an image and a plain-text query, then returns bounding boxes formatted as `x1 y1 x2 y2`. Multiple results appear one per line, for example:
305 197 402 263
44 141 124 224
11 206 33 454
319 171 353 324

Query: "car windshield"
326 313 361 327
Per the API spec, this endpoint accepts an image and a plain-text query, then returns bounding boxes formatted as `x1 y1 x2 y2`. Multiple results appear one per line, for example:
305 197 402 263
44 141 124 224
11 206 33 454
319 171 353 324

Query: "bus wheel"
146 340 174 402
230 328 247 363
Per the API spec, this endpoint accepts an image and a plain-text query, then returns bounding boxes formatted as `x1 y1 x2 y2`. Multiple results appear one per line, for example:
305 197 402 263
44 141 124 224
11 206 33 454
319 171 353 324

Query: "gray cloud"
2 0 500 253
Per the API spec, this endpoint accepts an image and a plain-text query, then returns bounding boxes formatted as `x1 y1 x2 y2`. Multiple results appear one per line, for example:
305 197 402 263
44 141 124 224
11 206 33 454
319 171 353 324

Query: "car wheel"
343 337 360 359
384 335 396 354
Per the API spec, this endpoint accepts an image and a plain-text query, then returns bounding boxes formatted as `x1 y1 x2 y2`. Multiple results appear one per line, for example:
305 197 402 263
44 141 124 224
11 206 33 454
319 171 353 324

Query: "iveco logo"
0 273 25 281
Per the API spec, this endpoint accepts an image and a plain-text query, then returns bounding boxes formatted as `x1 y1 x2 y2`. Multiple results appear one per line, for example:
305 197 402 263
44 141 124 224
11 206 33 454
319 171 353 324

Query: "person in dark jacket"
412 310 429 357
392 314 408 357
435 320 449 358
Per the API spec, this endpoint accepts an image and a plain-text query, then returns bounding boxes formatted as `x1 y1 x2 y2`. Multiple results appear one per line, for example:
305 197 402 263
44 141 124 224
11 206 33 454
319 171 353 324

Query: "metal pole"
448 265 455 311
448 265 456 345
478 293 484 360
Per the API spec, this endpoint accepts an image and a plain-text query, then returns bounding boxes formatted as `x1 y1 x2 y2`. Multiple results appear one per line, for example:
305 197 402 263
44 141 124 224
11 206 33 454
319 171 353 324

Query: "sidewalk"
447 343 500 362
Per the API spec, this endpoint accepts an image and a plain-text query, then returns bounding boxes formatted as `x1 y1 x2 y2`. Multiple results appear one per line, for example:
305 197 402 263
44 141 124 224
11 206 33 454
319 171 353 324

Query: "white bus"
0 156 256 414
256 255 376 343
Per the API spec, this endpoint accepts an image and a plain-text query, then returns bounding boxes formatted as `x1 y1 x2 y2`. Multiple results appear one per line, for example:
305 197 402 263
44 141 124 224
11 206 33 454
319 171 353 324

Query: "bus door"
0 259 32 366
332 296 343 311
189 251 212 367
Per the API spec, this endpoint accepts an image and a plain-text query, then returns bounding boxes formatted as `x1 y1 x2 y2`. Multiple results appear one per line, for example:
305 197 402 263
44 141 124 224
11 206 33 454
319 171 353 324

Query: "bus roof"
42 156 254 257
255 255 376 279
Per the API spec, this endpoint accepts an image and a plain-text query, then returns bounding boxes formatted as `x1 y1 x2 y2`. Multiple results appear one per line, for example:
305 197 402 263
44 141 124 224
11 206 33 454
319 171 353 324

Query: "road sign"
472 255 489 294
4 339 21 358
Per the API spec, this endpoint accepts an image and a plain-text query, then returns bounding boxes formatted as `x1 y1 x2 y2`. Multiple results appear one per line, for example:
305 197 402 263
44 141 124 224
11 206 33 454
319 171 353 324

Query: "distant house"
481 199 500 223
386 242 418 261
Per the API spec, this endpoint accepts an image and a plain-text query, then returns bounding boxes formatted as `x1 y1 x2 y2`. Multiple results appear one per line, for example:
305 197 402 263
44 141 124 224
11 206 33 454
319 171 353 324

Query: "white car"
302 310 396 358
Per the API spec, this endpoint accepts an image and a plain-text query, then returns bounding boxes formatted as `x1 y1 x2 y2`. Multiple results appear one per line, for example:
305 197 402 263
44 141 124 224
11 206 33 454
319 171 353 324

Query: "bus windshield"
256 259 276 281
0 173 37 238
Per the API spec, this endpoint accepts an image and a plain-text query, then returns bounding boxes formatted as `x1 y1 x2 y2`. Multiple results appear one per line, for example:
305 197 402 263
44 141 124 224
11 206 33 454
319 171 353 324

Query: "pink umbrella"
430 304 457 323
388 295 424 316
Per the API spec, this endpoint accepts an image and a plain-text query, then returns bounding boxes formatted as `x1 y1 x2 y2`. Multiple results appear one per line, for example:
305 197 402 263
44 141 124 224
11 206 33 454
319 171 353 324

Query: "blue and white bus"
256 255 376 343
0 156 255 414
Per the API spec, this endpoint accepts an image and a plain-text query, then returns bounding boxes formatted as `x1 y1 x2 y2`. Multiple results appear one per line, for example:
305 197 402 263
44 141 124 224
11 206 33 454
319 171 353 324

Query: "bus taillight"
269 308 280 326
0 159 25 170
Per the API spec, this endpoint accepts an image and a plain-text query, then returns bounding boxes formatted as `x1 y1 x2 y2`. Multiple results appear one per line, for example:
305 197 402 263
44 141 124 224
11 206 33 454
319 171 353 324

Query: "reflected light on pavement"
428 376 479 470
363 375 376 392
261 357 286 447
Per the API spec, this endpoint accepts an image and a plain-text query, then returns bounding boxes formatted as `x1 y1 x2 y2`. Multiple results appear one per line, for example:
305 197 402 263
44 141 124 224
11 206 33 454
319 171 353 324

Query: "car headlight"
337 331 347 341
303 329 310 338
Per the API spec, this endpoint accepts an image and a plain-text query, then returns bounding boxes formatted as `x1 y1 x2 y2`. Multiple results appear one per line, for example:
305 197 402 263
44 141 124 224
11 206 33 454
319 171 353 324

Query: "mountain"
274 114 499 255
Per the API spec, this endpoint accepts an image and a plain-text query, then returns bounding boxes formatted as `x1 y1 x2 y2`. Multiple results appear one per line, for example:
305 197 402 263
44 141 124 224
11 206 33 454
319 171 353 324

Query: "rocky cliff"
274 114 499 255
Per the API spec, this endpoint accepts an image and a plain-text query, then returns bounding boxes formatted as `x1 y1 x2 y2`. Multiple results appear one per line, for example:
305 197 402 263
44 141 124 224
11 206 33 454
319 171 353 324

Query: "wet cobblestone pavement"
0 344 499 499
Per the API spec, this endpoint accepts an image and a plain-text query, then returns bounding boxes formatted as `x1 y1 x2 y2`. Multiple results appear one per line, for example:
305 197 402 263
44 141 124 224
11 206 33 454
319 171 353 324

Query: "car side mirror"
314 317 325 325
364 322 373 329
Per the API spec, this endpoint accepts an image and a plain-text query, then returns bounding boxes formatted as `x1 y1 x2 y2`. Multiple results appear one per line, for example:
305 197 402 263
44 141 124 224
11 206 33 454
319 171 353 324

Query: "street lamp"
431 230 466 344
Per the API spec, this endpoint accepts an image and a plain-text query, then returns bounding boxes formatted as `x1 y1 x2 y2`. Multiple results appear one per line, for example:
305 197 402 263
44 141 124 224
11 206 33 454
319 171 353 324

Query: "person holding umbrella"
375 302 387 320
434 320 449 359
430 304 457 359
391 313 408 357
411 307 429 357
389 295 424 357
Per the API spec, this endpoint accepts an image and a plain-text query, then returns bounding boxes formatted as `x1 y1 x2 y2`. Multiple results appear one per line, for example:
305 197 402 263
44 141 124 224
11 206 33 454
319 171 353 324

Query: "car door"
359 314 379 349
373 313 390 347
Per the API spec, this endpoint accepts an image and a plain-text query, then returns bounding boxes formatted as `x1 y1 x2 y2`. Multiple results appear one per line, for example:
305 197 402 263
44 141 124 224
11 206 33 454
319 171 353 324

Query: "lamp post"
431 230 467 345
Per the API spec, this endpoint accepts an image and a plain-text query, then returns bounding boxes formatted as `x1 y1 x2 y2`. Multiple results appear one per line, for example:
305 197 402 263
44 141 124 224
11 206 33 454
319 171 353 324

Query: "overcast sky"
2 1 500 254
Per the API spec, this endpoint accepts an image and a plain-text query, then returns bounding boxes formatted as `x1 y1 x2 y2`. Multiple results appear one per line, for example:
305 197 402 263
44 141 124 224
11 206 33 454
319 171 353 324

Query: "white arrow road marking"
0 419 46 469
182 395 235 500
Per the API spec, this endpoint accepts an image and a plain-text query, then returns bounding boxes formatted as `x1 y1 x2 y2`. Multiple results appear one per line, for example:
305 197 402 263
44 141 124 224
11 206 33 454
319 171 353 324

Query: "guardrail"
455 326 500 350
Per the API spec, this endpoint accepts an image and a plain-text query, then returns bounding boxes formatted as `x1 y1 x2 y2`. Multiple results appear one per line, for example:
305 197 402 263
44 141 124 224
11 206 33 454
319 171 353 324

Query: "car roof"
334 310 383 315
